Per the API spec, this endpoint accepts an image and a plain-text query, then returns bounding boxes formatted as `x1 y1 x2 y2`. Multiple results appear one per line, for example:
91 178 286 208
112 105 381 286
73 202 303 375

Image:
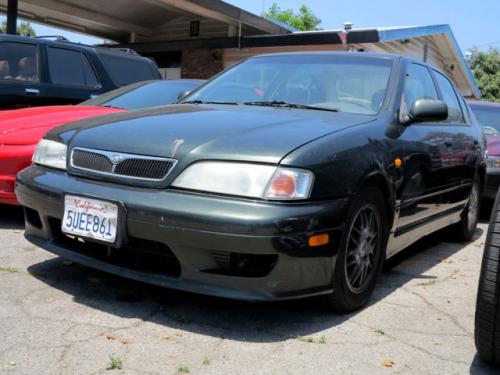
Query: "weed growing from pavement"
107 356 123 370
374 328 385 335
0 266 17 273
203 357 212 365
417 279 439 287
297 336 327 344
177 365 190 373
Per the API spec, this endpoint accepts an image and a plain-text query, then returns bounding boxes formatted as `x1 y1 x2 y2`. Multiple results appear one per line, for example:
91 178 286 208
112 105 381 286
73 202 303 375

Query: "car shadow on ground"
0 204 24 230
26 225 484 344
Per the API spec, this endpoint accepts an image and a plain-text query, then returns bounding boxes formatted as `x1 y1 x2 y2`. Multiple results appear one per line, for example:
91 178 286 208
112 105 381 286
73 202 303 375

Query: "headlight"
486 155 500 169
171 161 314 200
32 139 67 170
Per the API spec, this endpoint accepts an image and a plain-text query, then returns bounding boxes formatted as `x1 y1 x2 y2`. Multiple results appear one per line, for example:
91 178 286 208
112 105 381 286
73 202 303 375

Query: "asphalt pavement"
0 204 497 374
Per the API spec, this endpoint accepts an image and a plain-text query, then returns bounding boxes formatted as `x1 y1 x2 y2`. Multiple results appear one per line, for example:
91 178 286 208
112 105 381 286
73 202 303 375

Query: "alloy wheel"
467 182 479 232
345 204 381 294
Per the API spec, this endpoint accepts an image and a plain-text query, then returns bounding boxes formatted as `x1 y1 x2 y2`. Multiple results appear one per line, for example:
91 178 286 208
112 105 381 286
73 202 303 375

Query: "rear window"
98 51 158 86
47 47 98 87
0 42 38 82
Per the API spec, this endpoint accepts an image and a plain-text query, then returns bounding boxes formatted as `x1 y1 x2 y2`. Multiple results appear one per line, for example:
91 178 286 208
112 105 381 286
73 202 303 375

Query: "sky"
1 0 500 52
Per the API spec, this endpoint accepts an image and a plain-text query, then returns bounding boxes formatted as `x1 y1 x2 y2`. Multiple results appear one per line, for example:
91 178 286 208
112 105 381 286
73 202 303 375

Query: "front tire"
326 186 388 312
475 188 500 365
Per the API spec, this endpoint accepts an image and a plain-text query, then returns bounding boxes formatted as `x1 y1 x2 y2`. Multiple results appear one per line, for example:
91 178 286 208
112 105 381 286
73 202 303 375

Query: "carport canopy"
0 0 292 42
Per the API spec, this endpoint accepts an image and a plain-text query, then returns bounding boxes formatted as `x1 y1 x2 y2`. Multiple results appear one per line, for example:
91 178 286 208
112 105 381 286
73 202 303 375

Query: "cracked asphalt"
0 204 498 374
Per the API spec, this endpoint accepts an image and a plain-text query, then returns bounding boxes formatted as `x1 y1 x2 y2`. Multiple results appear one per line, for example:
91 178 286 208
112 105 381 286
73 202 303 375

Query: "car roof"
466 100 500 109
133 79 204 87
0 34 149 61
246 51 456 83
249 51 403 61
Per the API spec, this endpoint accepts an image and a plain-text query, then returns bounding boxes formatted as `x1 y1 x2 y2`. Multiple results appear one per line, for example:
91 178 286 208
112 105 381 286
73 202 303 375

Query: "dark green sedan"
16 52 485 311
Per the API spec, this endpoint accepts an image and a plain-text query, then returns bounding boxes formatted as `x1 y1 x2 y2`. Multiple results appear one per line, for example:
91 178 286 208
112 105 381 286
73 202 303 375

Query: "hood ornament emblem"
110 155 123 164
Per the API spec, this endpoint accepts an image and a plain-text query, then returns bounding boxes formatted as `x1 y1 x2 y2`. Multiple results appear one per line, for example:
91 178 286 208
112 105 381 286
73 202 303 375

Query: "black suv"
0 35 161 109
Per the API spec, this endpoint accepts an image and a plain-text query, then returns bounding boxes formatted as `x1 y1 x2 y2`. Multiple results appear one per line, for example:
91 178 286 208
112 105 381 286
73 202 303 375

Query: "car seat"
16 57 37 81
0 61 12 80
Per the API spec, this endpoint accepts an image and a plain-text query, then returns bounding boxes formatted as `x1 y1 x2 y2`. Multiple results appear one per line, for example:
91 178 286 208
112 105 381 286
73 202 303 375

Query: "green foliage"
202 356 212 365
107 356 123 370
262 2 321 31
177 365 190 373
0 21 36 37
468 48 500 102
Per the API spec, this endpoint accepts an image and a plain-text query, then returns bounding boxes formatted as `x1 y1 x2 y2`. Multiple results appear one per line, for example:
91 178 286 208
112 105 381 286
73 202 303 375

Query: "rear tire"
326 186 388 312
449 178 480 242
475 188 500 366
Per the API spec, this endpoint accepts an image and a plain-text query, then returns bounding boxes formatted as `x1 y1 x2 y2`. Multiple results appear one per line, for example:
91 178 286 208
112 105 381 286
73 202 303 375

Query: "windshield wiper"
243 100 340 112
182 100 240 105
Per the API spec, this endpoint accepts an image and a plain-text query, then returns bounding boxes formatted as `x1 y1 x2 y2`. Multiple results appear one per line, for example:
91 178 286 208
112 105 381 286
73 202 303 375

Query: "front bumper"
16 165 350 301
484 168 500 200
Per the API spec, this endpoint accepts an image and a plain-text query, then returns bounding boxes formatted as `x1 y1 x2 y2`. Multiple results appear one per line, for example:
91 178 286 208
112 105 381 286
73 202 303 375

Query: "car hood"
487 135 500 156
52 104 375 165
0 105 123 145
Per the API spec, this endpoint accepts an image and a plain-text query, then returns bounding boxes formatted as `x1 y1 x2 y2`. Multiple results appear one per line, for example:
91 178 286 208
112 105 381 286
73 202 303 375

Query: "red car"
468 101 500 199
0 79 202 205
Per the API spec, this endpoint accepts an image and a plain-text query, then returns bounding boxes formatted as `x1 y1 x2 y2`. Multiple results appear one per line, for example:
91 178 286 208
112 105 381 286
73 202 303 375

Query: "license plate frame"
61 194 126 246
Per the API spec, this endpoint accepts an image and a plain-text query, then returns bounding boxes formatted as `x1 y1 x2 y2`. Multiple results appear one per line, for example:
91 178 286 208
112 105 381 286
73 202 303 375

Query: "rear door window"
98 51 158 86
47 47 98 87
433 71 465 124
0 42 38 82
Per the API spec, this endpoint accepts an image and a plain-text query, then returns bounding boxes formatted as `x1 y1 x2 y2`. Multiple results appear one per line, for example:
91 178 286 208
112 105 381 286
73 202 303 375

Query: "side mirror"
177 90 191 101
407 99 448 124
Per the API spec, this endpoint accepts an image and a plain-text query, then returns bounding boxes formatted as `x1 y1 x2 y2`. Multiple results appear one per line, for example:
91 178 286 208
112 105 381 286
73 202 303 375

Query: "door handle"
25 88 40 95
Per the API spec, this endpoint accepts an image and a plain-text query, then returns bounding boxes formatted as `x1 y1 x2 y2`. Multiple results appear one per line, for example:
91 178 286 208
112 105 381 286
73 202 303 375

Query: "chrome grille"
114 158 173 179
70 147 177 182
72 149 113 173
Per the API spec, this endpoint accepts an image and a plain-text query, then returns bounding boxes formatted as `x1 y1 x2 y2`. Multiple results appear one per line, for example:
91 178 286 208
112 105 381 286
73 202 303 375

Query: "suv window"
0 42 38 82
402 63 437 112
433 71 465 124
98 51 158 86
47 47 98 87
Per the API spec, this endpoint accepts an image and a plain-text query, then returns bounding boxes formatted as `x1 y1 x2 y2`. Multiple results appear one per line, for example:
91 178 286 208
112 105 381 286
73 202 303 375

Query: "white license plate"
62 195 119 243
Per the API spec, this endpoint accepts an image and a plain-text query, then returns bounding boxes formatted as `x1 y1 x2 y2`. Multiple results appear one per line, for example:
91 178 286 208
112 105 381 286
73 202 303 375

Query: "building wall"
223 44 345 68
181 49 224 79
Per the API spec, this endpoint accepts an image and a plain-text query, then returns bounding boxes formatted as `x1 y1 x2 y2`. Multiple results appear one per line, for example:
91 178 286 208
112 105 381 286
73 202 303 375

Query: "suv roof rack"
108 47 139 55
36 35 70 42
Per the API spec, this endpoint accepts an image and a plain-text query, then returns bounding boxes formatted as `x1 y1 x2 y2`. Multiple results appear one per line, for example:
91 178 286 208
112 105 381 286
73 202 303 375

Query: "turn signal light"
270 174 296 197
308 233 330 247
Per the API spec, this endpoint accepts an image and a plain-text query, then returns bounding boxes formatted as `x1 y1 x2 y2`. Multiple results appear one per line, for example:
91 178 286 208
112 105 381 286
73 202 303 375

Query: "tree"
262 3 321 31
0 21 36 37
468 48 500 102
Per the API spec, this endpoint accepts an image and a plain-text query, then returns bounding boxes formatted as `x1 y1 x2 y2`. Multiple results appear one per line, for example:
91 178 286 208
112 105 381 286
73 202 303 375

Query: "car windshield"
81 81 201 110
183 55 393 115
470 105 500 136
